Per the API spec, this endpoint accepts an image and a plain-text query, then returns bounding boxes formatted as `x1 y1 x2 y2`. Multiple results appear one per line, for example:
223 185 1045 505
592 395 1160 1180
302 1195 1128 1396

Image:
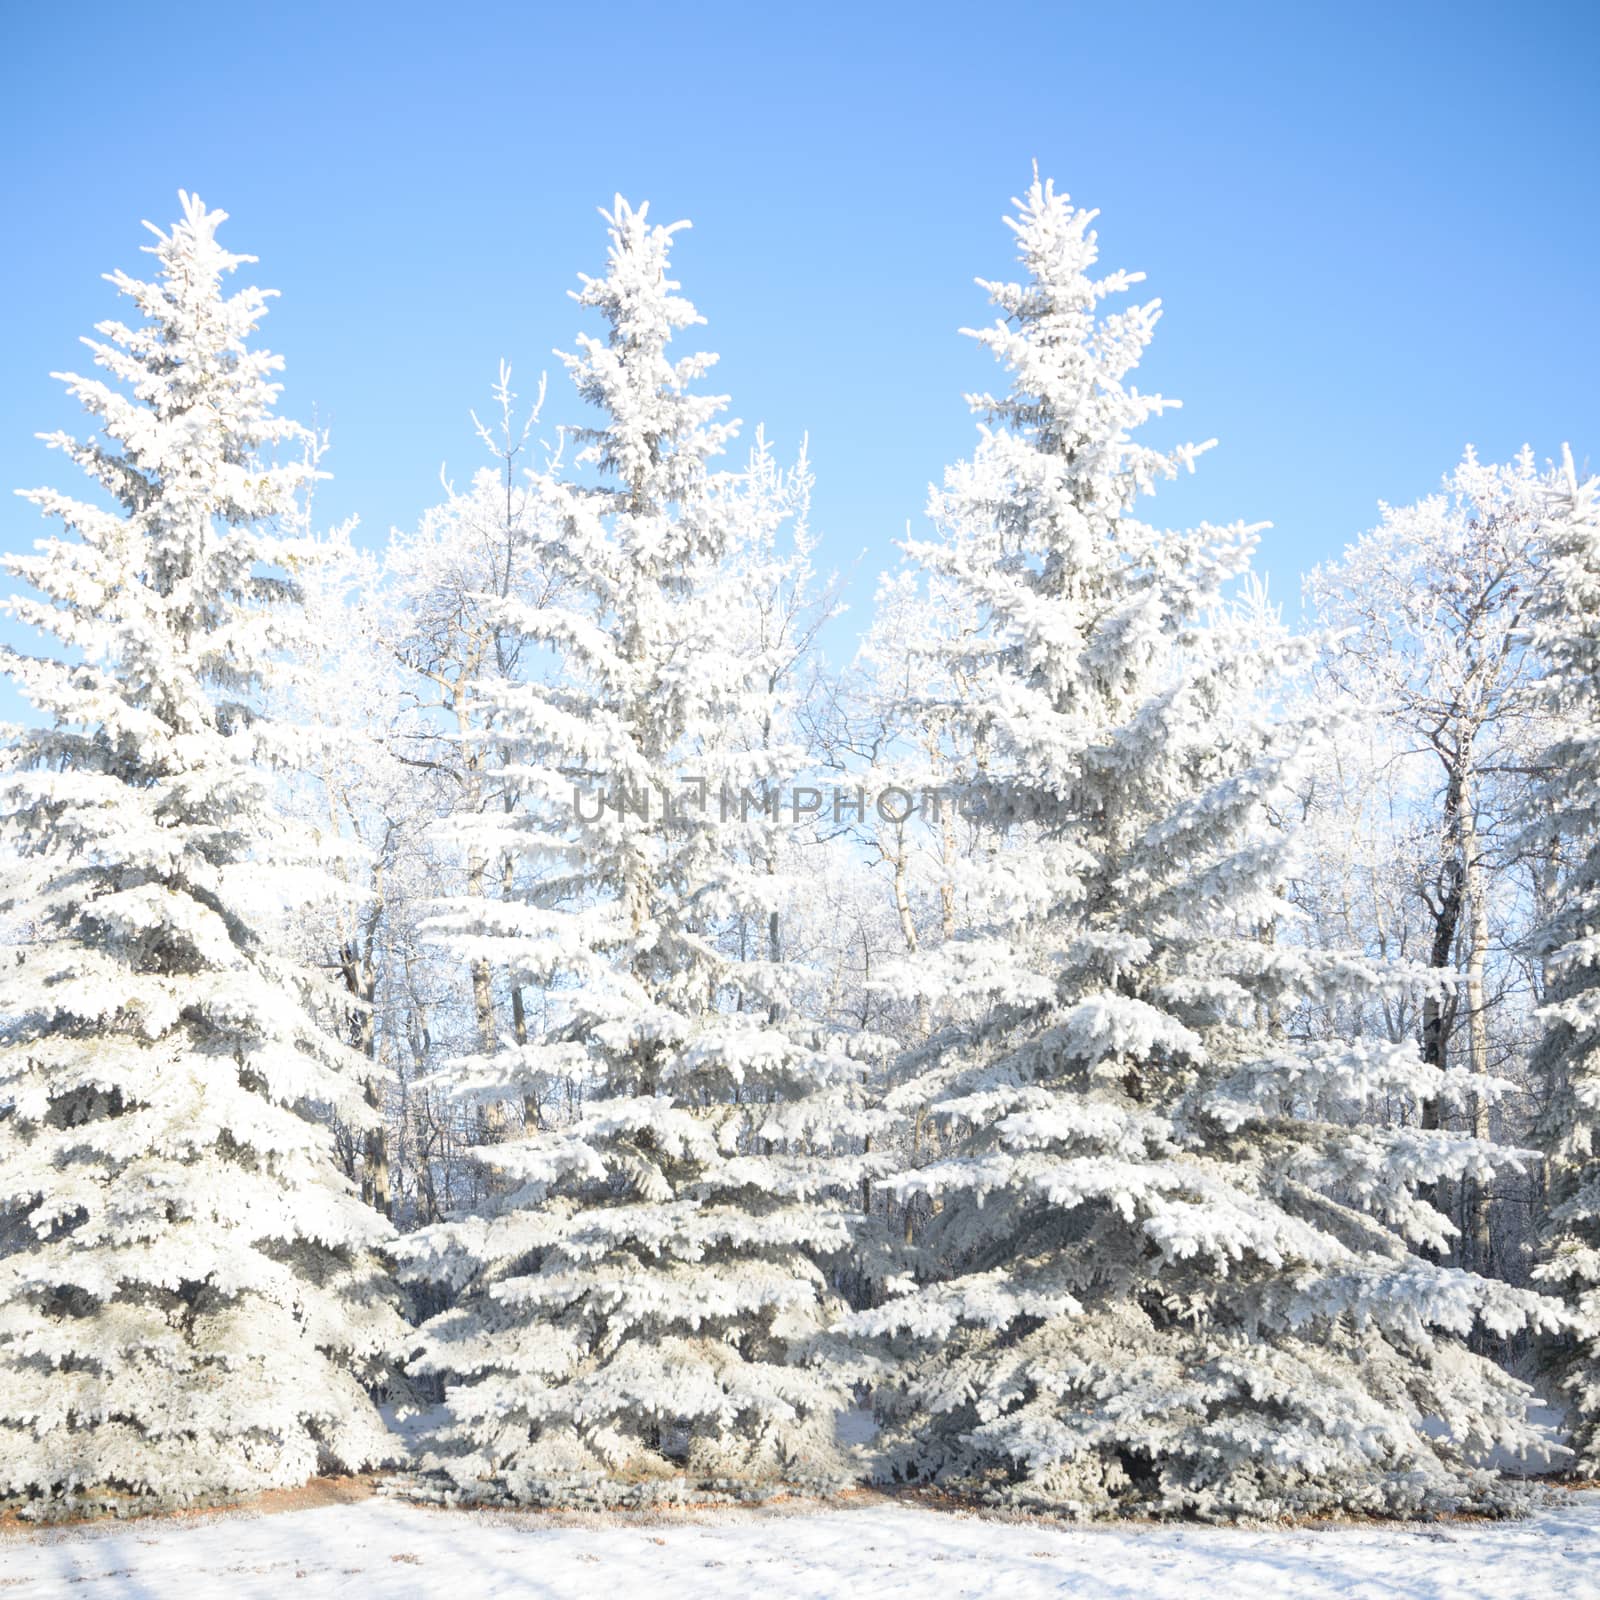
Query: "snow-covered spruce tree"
396 198 881 1506
0 194 408 1515
834 174 1560 1520
1527 450 1600 1473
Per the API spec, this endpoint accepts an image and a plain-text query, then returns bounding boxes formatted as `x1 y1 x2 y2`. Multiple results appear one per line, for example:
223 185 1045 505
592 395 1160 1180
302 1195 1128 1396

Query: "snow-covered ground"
2 1489 1598 1599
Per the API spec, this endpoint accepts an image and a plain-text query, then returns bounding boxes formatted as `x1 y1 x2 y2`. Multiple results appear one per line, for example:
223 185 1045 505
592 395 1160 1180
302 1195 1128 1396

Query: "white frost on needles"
0 194 409 1516
831 173 1564 1520
1527 451 1600 1472
395 197 887 1505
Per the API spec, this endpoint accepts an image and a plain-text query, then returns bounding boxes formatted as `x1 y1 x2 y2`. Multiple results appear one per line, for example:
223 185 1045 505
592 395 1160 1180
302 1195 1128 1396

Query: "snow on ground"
2 1489 1599 1599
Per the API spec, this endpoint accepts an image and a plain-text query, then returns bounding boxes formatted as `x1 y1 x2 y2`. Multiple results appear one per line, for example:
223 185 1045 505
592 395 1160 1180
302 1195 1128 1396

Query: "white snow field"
2 1490 1598 1599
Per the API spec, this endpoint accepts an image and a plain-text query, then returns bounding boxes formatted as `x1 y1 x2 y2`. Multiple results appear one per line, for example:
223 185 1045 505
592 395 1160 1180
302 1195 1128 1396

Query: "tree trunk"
889 827 931 1037
501 848 540 1130
340 940 390 1218
1418 765 1466 1244
1460 791 1494 1276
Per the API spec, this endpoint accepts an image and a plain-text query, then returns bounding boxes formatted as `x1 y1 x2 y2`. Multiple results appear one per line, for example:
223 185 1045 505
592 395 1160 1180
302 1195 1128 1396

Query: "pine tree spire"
838 175 1560 1521
0 194 407 1517
398 197 880 1507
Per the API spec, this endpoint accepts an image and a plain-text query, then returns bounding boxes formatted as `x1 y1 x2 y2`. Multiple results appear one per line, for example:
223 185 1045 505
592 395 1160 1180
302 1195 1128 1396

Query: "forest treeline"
0 178 1596 1524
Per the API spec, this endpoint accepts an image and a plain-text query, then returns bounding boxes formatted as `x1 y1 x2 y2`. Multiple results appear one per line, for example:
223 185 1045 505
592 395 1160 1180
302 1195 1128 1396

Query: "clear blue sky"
2 0 1595 668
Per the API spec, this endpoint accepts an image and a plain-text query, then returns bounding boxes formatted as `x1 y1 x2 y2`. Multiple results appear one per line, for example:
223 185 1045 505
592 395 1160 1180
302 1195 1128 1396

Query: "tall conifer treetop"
0 194 406 1516
837 174 1560 1521
398 198 882 1506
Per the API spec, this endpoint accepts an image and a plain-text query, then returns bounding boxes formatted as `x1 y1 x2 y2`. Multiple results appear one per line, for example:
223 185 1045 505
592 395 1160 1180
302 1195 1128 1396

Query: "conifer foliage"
1528 451 1600 1473
397 199 877 1505
0 195 406 1515
837 175 1558 1519
0 175 1589 1529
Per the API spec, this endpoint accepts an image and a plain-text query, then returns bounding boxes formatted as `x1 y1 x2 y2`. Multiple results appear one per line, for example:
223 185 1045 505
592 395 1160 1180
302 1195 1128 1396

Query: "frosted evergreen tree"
1527 449 1600 1472
0 194 408 1516
837 174 1560 1520
383 363 575 1131
398 198 879 1505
